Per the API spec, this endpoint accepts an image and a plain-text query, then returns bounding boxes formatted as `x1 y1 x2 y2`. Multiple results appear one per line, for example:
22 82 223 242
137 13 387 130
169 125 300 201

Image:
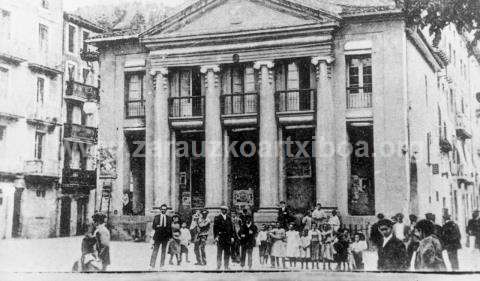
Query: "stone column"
144 71 155 213
170 131 178 211
153 67 171 208
223 129 231 206
278 126 286 203
201 65 222 209
254 60 278 219
312 56 336 207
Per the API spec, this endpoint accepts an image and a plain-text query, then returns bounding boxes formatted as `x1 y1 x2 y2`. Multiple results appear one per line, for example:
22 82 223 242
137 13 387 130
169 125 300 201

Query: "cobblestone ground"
0 237 479 272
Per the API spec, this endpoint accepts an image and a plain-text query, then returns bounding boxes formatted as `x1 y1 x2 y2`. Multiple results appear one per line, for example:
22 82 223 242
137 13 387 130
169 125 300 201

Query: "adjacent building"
0 0 102 238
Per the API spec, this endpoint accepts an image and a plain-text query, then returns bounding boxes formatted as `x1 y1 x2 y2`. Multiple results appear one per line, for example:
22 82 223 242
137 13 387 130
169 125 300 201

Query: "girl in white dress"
269 222 286 268
285 223 300 268
299 229 311 269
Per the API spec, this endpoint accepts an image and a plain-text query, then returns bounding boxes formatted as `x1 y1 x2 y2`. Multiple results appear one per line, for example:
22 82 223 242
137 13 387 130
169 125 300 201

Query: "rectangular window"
82 68 89 83
34 131 44 159
67 63 76 81
0 9 11 41
68 25 75 53
125 72 145 117
82 31 89 51
346 55 372 108
41 0 49 9
36 77 45 104
0 67 8 99
39 24 48 54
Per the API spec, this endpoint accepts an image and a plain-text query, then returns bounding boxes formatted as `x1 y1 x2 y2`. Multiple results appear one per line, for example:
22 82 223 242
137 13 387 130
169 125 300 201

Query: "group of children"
257 221 368 270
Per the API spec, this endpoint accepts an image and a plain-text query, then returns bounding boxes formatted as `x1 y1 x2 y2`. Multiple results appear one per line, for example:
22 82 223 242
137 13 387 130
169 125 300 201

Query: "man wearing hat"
213 205 235 270
193 209 211 266
238 215 258 269
150 204 172 269
425 213 442 238
92 213 110 271
376 219 408 271
440 214 461 270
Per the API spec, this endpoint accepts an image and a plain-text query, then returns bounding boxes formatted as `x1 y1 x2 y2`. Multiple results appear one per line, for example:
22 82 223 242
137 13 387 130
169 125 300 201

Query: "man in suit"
277 201 293 229
425 213 443 239
377 219 408 271
213 205 235 270
369 213 385 249
441 214 461 270
238 215 258 269
150 204 172 269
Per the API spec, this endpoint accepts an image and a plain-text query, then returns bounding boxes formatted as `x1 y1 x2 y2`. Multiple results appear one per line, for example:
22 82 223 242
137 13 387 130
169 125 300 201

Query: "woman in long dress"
321 223 334 270
285 223 300 268
309 222 321 269
299 229 311 269
269 222 286 268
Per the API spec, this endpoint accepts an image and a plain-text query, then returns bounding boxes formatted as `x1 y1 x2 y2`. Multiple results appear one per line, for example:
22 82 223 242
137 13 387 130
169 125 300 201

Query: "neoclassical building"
89 0 480 233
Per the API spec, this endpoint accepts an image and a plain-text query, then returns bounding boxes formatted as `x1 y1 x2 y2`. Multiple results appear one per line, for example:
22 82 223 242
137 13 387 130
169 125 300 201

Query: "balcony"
65 80 99 102
455 114 472 139
64 123 98 143
275 89 316 125
24 160 59 178
169 96 205 128
62 168 96 187
439 138 453 154
125 100 145 118
221 93 258 127
346 87 372 109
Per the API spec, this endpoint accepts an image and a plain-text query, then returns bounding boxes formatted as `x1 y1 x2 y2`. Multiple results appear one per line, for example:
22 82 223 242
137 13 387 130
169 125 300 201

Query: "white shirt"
221 214 226 220
328 216 340 231
382 233 393 247
393 222 406 240
159 214 167 227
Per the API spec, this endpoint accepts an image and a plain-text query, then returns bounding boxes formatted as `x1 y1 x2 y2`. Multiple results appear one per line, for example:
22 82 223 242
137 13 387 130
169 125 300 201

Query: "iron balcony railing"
169 96 205 118
221 92 258 115
275 89 316 113
66 80 99 102
64 123 98 143
126 100 146 118
62 168 96 186
346 87 372 109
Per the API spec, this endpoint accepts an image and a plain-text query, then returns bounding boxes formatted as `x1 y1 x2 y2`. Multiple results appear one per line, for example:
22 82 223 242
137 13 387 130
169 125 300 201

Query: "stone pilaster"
201 65 222 209
152 67 171 208
170 131 178 211
144 71 155 213
312 56 336 207
223 129 231 206
254 60 278 218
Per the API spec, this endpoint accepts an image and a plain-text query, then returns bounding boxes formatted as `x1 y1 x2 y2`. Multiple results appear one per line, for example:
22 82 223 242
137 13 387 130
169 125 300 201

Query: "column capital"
200 65 220 74
311 56 335 65
150 67 168 76
253 60 274 70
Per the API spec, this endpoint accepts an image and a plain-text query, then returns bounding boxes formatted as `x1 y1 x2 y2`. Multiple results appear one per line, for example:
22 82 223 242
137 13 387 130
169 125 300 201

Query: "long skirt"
322 243 333 261
310 241 320 261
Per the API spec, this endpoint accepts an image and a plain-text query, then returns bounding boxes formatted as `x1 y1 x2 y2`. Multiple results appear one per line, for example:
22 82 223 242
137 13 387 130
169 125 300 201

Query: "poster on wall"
348 175 374 215
98 146 117 178
233 189 254 208
181 191 191 207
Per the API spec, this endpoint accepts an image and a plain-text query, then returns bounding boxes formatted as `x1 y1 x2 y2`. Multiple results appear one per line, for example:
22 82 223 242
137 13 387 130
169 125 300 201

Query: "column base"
253 207 278 225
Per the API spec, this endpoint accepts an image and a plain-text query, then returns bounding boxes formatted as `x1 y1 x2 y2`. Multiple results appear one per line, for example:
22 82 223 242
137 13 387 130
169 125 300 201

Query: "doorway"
11 188 23 238
59 197 71 237
76 197 88 235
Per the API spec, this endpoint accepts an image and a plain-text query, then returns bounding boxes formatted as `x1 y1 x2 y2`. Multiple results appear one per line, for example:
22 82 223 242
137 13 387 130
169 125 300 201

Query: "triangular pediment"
142 0 340 38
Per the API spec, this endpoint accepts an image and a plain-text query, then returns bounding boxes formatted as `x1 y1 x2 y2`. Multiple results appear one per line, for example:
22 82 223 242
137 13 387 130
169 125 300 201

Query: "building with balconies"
0 0 63 239
89 0 480 239
58 12 103 237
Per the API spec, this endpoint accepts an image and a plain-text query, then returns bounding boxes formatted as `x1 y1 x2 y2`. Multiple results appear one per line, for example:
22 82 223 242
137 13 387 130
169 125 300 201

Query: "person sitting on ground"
72 235 102 272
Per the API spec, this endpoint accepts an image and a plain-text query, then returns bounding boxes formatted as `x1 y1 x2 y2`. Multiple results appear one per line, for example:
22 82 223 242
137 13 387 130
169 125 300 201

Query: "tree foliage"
398 0 480 45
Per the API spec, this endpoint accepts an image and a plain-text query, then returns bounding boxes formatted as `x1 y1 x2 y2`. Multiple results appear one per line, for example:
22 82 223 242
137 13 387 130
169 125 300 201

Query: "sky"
63 0 187 11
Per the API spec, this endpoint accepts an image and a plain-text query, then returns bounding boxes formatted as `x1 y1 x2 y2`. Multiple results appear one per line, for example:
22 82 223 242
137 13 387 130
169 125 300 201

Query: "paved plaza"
1 237 480 273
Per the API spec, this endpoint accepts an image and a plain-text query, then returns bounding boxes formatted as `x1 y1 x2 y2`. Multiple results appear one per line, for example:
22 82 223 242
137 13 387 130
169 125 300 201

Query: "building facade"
91 0 479 238
0 0 64 238
0 0 102 239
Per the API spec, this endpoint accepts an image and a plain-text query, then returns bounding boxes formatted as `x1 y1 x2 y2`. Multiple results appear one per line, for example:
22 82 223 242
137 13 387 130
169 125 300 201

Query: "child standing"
321 223 334 270
285 223 300 268
309 222 321 269
299 229 311 269
350 233 367 270
333 233 350 271
168 230 182 265
179 222 191 263
257 224 269 265
270 222 286 268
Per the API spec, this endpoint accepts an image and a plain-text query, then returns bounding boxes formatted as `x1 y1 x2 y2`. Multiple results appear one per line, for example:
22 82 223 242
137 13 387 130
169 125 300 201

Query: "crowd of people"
73 203 480 272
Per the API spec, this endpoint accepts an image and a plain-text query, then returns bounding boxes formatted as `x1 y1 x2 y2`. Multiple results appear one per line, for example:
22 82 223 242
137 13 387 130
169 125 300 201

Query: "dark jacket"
441 220 461 251
369 222 382 248
277 206 293 229
467 218 480 249
238 223 258 249
377 236 408 271
152 214 172 242
213 214 235 248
